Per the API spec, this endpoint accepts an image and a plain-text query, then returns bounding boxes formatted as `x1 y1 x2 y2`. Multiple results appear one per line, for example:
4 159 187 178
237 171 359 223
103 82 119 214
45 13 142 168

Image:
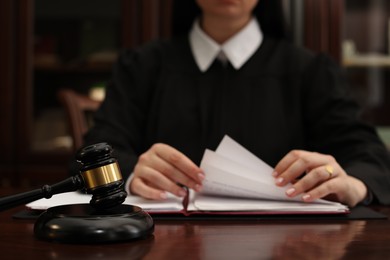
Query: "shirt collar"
189 17 263 72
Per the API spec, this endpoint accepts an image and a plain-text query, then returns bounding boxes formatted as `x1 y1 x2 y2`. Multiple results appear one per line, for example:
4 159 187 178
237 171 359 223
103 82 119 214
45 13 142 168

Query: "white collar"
189 17 263 72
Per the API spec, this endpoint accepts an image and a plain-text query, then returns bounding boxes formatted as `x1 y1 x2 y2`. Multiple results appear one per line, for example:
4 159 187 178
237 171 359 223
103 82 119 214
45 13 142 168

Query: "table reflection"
41 236 154 260
16 219 367 259
271 221 366 260
145 220 366 259
143 223 202 260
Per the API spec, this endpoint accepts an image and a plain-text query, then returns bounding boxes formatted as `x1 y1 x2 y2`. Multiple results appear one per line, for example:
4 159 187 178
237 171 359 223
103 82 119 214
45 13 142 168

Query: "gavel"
0 143 128 211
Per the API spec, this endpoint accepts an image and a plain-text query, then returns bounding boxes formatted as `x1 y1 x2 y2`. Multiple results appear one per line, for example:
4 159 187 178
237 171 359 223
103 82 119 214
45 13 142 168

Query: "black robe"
83 35 390 205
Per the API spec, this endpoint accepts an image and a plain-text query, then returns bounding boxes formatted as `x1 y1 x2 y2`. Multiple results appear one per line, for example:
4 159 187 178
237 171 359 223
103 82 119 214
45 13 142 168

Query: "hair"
171 0 289 39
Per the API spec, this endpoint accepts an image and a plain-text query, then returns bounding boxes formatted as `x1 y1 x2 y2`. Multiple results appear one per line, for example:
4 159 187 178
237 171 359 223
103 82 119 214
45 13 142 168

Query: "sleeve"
302 54 390 205
80 46 161 180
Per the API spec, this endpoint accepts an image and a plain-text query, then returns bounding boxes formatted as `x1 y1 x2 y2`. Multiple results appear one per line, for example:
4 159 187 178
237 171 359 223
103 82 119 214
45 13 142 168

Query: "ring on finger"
325 165 334 179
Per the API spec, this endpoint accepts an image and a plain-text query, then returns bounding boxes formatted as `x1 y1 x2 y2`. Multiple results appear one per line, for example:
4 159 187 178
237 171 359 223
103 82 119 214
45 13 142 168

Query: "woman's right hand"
129 143 205 200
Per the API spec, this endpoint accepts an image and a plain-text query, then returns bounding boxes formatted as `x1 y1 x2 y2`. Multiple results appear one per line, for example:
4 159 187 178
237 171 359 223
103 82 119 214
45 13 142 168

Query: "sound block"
34 204 154 244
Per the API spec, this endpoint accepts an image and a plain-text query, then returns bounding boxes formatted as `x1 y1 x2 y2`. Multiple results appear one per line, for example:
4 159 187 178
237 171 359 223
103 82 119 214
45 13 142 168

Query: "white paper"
26 191 183 212
200 149 292 200
193 193 347 212
216 135 274 174
199 135 336 205
26 191 91 210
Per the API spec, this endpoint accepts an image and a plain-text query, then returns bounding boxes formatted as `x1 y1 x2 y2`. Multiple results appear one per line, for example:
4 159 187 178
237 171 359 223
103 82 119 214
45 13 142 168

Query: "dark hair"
171 0 289 39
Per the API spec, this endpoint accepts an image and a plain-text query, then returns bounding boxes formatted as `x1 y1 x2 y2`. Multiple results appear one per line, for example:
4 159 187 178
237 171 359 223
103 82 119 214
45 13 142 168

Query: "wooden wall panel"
14 0 33 165
0 0 15 161
122 0 173 49
0 0 17 185
304 0 343 63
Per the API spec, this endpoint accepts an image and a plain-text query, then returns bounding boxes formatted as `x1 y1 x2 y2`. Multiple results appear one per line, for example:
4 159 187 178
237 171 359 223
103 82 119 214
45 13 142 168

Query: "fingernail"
160 192 167 200
198 173 205 181
302 194 311 201
276 177 284 185
272 171 278 177
286 188 295 196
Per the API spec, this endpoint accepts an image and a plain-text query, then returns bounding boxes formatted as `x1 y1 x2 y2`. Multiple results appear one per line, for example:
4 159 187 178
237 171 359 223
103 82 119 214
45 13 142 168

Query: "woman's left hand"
273 150 368 207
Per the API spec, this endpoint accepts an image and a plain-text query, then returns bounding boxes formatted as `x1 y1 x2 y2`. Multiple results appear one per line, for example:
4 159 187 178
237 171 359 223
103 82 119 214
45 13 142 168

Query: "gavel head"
76 143 127 209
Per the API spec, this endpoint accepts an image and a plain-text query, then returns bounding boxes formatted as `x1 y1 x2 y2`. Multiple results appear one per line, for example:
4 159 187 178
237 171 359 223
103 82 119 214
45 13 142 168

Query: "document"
27 136 348 215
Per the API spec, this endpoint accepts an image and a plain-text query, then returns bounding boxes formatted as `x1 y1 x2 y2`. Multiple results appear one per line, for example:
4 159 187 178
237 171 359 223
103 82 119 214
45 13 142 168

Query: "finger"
155 144 204 183
275 150 333 175
135 165 188 198
301 179 339 203
285 165 337 198
274 150 334 186
130 177 168 200
303 175 367 207
148 153 203 192
273 150 305 176
275 157 308 186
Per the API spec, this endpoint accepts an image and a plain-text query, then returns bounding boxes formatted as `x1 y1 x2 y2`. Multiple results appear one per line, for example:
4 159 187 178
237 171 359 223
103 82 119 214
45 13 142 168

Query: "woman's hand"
130 143 205 200
273 150 368 207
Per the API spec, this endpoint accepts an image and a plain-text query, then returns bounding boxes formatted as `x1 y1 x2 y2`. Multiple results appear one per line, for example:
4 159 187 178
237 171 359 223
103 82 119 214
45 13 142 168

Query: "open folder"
27 135 348 216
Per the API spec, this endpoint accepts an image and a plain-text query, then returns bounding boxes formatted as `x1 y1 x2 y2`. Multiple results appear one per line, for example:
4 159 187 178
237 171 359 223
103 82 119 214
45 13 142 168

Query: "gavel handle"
0 175 84 212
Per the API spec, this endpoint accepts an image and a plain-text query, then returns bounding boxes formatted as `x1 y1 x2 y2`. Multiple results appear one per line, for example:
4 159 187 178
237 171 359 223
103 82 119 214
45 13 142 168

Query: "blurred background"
1 0 390 188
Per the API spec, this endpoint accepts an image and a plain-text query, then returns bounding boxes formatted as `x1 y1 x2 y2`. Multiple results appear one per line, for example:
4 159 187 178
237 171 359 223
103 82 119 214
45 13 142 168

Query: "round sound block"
34 204 154 244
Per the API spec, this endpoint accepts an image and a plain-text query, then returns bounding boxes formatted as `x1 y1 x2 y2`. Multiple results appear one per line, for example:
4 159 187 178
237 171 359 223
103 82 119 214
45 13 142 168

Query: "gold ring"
325 165 334 179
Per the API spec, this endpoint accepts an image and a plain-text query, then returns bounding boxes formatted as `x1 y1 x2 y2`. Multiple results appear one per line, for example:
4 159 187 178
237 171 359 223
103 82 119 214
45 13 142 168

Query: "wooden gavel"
0 143 127 211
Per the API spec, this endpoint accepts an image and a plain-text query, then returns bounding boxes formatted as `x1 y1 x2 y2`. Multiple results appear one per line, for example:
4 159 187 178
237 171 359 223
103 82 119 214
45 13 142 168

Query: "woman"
83 0 390 207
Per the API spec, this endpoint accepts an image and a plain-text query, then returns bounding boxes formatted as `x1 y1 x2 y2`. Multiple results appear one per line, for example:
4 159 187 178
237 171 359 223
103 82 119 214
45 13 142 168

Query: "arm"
274 54 390 206
83 45 204 200
83 47 158 179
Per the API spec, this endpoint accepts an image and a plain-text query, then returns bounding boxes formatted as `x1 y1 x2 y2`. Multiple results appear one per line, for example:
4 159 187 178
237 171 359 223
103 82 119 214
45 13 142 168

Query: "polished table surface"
1 195 390 259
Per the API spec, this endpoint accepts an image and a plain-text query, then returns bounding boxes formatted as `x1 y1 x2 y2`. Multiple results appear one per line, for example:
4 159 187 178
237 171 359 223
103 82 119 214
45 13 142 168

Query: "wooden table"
1 204 390 259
